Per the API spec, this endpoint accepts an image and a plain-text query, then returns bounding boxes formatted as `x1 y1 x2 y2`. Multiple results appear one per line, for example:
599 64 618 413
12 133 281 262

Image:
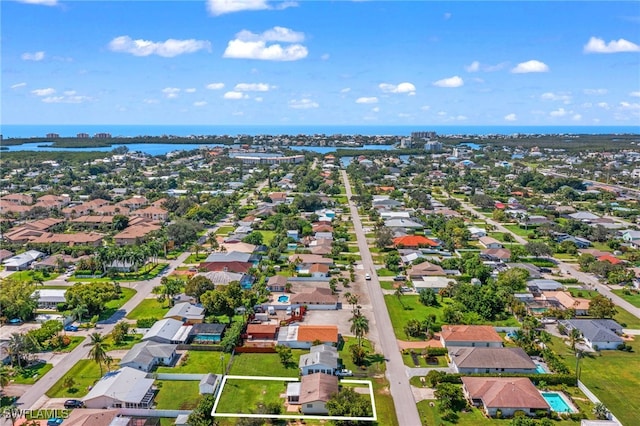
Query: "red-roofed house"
462 377 550 418
393 235 439 249
597 254 623 265
440 325 504 348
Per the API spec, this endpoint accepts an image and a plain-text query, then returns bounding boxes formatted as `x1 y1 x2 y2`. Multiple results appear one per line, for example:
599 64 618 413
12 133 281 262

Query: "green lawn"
154 380 201 410
257 230 276 245
46 359 119 398
10 270 54 283
56 336 85 353
184 253 208 264
100 287 137 320
339 337 385 376
612 289 640 308
401 352 447 368
215 378 287 414
126 298 170 320
104 333 143 350
548 335 639 426
11 362 53 384
376 268 398 277
372 376 399 426
215 226 235 235
157 351 231 374
503 224 537 238
228 351 303 377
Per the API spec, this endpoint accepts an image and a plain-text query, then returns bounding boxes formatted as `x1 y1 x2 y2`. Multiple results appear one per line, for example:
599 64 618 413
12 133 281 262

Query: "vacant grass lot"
228 351 303 377
103 333 143 350
100 288 137 320
157 351 231 374
155 380 201 410
339 337 385 376
215 226 235 235
548 335 639 426
126 298 170 320
384 295 519 340
216 378 287 414
47 359 119 398
612 289 640 308
11 362 53 384
257 230 276 245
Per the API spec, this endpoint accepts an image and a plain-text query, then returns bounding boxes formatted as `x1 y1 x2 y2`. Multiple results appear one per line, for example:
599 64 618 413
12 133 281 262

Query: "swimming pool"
535 364 547 374
278 295 289 303
542 392 573 413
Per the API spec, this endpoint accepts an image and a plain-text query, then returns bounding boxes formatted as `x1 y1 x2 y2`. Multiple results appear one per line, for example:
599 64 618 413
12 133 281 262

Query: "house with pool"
461 377 550 418
449 347 538 374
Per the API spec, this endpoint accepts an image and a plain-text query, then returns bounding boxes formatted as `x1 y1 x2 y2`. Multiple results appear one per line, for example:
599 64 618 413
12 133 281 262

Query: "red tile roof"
393 235 438 248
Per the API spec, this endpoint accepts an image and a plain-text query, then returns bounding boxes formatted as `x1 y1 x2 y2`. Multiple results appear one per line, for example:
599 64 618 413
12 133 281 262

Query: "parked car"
64 325 79 332
7 318 23 325
336 369 353 377
365 273 371 280
394 275 407 281
64 399 84 408
401 286 412 293
47 418 64 426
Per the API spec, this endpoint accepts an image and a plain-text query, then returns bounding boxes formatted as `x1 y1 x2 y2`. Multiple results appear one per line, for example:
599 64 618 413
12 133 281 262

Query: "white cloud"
583 88 608 95
21 51 45 61
16 0 57 5
550 108 568 117
572 114 582 121
41 94 92 104
433 76 463 88
206 0 296 16
372 107 380 113
254 97 263 102
162 87 180 98
108 36 211 57
223 91 249 99
420 105 430 111
288 99 319 109
443 12 452 20
540 92 572 103
11 82 27 89
31 88 55 96
206 83 225 90
584 36 640 53
232 111 245 116
465 61 480 72
194 101 207 107
504 113 517 122
630 91 640 98
597 102 610 110
185 88 197 93
234 83 272 92
223 27 308 61
321 53 330 60
356 97 378 104
340 88 351 93
511 60 549 73
620 101 640 110
456 115 467 121
379 82 416 95
143 99 159 104
236 27 304 43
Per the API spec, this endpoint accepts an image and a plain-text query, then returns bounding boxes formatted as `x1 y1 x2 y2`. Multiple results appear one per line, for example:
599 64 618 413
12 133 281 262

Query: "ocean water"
2 124 639 139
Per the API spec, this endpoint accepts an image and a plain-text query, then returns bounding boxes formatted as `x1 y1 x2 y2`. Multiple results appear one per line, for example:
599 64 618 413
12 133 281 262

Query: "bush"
136 317 158 328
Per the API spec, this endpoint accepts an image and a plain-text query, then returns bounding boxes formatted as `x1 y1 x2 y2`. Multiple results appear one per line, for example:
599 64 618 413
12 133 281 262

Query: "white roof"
32 289 67 302
414 276 452 290
83 367 154 404
142 318 192 343
164 302 204 320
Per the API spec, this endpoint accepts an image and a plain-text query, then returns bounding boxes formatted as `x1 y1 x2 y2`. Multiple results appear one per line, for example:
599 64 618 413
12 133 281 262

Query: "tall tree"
349 311 370 347
588 294 618 318
87 332 108 376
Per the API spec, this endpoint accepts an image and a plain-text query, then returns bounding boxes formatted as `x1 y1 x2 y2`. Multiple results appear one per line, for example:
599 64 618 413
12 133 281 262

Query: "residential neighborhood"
1 133 639 426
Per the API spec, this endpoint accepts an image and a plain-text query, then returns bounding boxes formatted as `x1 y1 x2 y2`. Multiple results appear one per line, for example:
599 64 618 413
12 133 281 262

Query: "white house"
32 289 66 309
142 318 192 344
2 250 44 271
82 367 155 409
199 373 220 394
299 345 339 376
558 319 623 350
119 341 177 372
468 227 487 239
478 236 503 249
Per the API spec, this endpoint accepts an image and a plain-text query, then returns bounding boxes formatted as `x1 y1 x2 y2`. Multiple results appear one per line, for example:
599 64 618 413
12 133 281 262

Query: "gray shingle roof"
559 319 623 344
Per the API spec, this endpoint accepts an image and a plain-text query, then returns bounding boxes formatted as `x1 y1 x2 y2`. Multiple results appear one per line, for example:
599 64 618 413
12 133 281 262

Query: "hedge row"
426 370 576 386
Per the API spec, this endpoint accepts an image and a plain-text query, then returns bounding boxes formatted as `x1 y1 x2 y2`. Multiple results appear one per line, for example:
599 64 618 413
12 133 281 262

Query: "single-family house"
481 248 511 262
468 227 487 239
527 279 564 294
308 264 330 278
267 275 288 292
246 323 279 340
461 377 550 418
2 250 44 271
558 319 623 350
407 261 446 278
0 249 15 262
413 276 454 292
299 344 339 376
32 289 66 309
164 302 205 324
277 324 339 349
384 218 424 229
286 373 339 415
449 347 537 374
479 236 503 249
440 325 503 348
119 341 177 372
290 287 338 310
142 318 192 344
287 230 299 241
82 367 156 409
541 291 590 315
569 211 601 222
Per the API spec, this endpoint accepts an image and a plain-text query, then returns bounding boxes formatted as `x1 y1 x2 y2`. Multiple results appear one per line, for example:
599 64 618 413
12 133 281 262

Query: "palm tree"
349 311 370 347
7 333 28 368
191 243 204 261
71 304 88 323
593 402 610 420
0 365 11 391
394 287 404 308
568 328 585 352
87 332 108 376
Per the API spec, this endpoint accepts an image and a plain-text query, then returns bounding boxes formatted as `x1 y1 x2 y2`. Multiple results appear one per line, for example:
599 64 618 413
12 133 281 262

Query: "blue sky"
2 0 640 125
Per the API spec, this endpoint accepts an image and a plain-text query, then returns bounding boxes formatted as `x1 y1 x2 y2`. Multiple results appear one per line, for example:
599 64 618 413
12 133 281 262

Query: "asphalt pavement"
340 170 422 426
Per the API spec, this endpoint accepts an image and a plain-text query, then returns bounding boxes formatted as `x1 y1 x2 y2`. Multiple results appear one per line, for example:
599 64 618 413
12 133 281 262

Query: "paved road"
456 198 640 320
14 251 191 411
340 170 421 426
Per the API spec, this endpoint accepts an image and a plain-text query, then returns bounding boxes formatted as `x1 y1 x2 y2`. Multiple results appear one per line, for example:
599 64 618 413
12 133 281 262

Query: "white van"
267 306 276 315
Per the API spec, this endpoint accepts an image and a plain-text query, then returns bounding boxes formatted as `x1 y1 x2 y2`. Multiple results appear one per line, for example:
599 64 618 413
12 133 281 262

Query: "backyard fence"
577 380 623 425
